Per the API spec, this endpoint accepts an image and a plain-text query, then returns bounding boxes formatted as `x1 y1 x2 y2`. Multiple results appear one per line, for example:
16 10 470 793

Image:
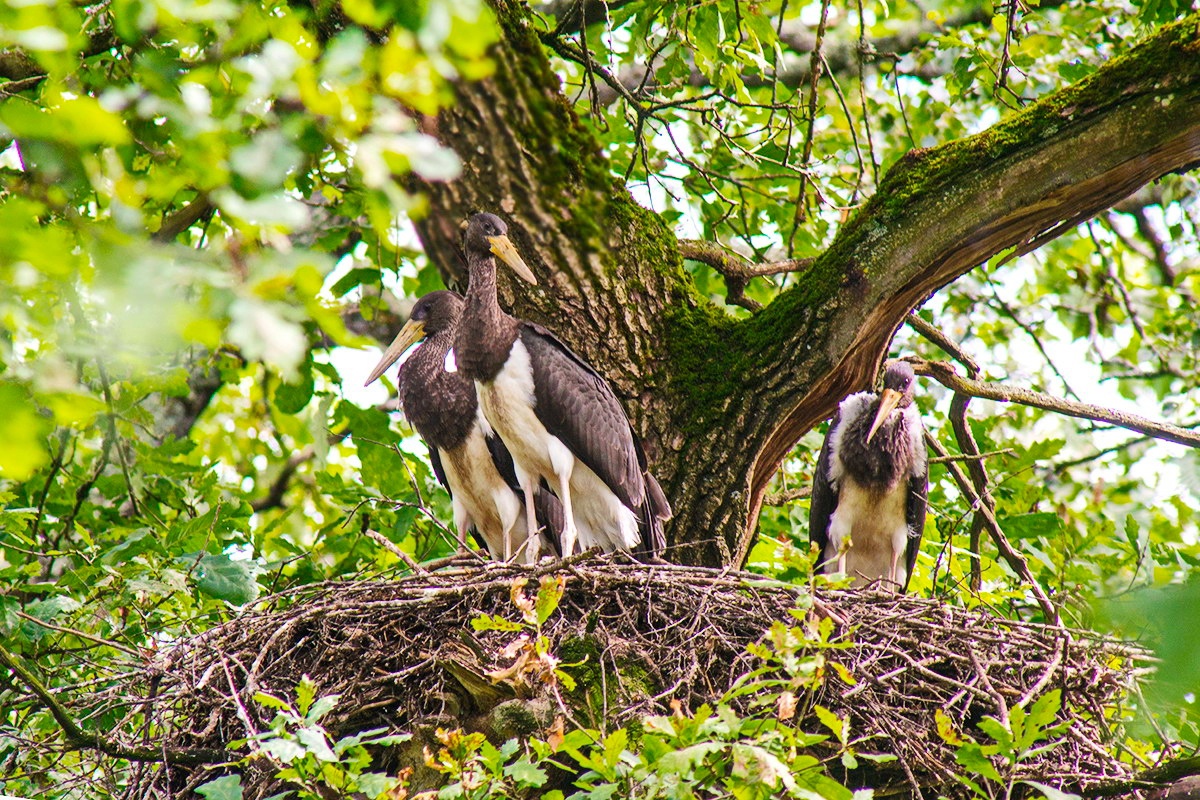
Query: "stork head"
463 212 537 284
865 361 917 444
363 290 464 387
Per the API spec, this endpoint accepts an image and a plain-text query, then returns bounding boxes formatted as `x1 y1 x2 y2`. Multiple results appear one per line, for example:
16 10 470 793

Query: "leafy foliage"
0 0 1197 796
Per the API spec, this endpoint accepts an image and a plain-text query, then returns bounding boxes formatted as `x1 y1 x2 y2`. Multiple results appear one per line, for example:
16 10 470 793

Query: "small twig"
15 612 142 658
1016 634 1065 710
981 279 1081 401
219 656 262 753
678 238 814 310
929 449 1015 464
762 486 812 506
95 360 140 517
905 314 995 590
366 530 429 575
786 0 831 254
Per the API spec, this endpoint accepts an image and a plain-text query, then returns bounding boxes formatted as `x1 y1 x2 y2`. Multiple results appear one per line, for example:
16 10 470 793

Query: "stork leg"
521 479 539 565
556 473 578 559
451 499 472 555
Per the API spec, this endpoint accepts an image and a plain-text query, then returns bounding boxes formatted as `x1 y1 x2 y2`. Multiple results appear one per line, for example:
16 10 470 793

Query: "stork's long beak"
488 234 538 285
866 388 903 444
363 319 425 386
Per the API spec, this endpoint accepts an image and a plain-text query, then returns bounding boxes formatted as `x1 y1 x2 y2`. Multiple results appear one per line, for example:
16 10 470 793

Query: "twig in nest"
0 642 227 766
366 530 429 574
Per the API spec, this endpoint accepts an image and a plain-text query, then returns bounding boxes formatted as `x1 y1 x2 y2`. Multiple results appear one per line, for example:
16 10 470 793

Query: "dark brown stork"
364 290 561 562
450 212 670 560
809 361 928 590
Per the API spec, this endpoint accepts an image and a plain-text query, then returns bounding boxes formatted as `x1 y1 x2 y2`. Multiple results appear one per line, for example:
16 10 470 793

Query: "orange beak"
363 319 425 386
488 234 537 285
866 388 903 444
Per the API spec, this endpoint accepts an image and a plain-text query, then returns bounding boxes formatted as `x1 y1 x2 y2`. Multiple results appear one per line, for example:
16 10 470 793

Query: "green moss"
490 699 547 738
662 303 742 426
559 635 655 722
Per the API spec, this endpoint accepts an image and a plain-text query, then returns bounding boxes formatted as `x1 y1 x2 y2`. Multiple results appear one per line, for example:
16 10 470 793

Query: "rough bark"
414 5 1200 567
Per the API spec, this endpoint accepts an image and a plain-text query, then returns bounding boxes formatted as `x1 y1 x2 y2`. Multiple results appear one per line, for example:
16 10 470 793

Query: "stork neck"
458 254 520 382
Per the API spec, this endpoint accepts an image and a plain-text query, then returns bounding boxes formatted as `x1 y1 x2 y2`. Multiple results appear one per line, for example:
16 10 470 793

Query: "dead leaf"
777 690 798 721
547 716 565 751
510 578 536 624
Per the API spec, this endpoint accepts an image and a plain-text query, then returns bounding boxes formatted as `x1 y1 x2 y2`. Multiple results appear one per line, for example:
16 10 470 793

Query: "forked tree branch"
678 239 815 310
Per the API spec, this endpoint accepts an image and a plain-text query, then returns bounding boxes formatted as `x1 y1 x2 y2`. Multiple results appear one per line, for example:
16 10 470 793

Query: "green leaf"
331 267 384 297
190 553 262 605
356 772 398 798
814 705 847 744
307 695 340 724
296 675 318 716
504 758 548 788
0 384 51 481
977 716 1013 751
999 512 1064 541
296 726 337 761
392 505 420 540
253 692 292 711
1021 780 1082 800
603 728 628 767
196 774 244 800
1026 690 1062 733
261 737 307 763
955 742 1003 782
274 364 315 414
535 575 564 626
470 613 523 632
554 668 577 692
0 597 19 634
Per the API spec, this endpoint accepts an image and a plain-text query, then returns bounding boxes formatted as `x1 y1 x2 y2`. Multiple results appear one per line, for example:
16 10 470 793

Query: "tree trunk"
414 3 1200 567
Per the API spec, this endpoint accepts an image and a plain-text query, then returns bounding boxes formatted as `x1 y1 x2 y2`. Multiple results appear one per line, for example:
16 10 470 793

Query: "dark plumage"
364 290 560 562
452 212 669 560
809 361 928 590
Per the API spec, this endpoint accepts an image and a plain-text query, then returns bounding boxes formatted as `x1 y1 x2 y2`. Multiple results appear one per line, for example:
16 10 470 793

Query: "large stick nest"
115 556 1143 798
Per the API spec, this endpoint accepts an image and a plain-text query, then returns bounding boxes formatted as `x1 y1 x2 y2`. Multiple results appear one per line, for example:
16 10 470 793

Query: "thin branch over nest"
907 357 1200 449
44 557 1149 799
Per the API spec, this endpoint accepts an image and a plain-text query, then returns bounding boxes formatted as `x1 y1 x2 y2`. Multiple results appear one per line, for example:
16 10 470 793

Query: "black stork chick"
809 361 928 590
364 290 561 563
451 212 670 560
